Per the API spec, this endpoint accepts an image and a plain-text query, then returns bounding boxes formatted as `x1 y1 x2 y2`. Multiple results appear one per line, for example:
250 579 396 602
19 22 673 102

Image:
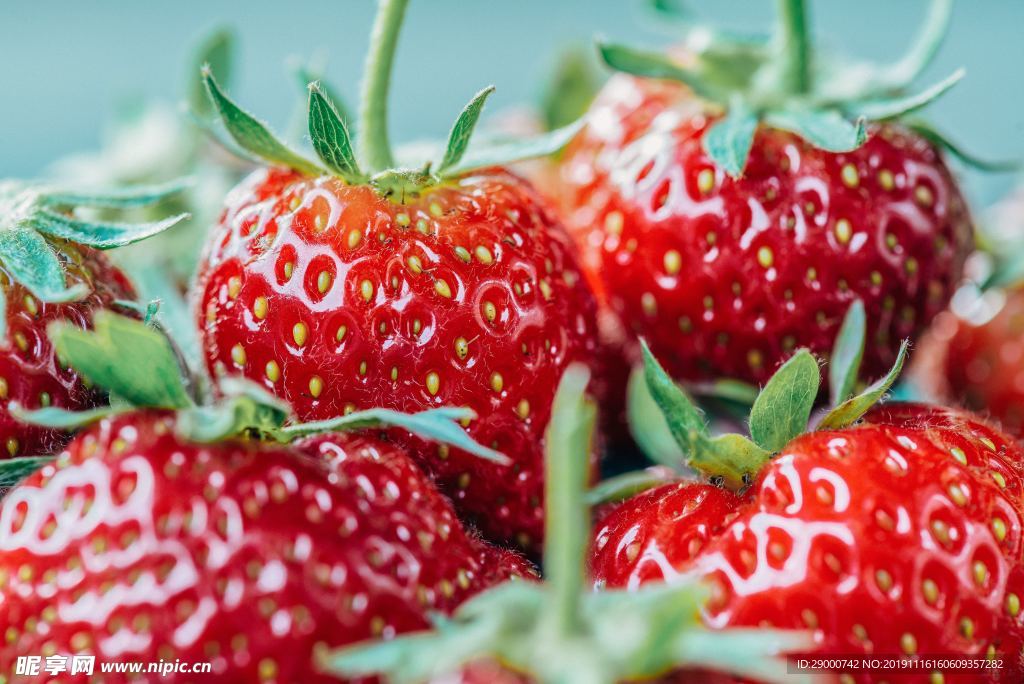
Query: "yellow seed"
426 372 440 396
455 246 471 263
641 293 657 316
359 279 374 302
835 218 852 244
0 377 7 400
265 361 280 383
429 202 443 217
972 561 988 586
663 249 682 275
841 163 859 188
313 271 331 295
314 214 326 231
258 658 278 682
412 319 422 335
922 578 938 605
407 256 423 274
992 471 1006 489
390 367 398 381
1007 593 1020 617
474 245 493 265
253 296 269 320
396 212 410 227
960 617 974 639
980 436 996 451
336 325 348 342
697 169 715 194
359 361 367 376
905 257 919 275
539 279 553 300
870 271 883 286
516 399 530 419
490 372 504 393
309 376 323 398
991 517 1007 542
605 211 624 235
482 301 497 323
231 344 247 367
930 672 944 684
454 337 469 360
748 350 764 370
283 262 294 280
293 322 308 347
878 169 895 190
948 483 966 506
228 276 242 299
875 569 893 593
435 279 452 299
915 184 934 207
756 246 774 268
900 632 917 655
950 446 967 465
416 218 430 234
347 230 362 249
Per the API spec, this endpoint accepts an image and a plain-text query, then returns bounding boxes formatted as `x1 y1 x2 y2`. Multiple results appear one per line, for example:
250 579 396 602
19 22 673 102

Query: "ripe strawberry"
0 180 186 459
327 365 811 684
557 1 980 392
0 412 531 683
193 0 597 549
0 311 531 682
590 334 1024 682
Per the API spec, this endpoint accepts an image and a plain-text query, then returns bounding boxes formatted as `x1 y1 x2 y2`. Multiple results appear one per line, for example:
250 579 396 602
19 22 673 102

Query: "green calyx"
201 0 583 202
11 312 507 465
639 299 908 490
0 179 189 340
325 364 813 684
600 0 1007 176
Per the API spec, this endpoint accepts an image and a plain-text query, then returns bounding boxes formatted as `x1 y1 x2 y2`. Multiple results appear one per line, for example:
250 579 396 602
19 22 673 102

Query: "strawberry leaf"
818 339 909 430
851 69 963 121
437 86 496 174
292 58 352 129
696 432 771 489
280 407 510 465
38 178 193 208
702 100 759 177
540 47 600 132
749 349 820 453
49 311 193 410
597 42 719 101
10 405 127 431
906 120 1020 172
829 299 866 407
871 0 952 93
29 210 189 249
0 456 53 497
585 467 677 506
308 82 364 183
202 67 324 176
443 119 584 178
0 227 89 304
764 108 867 151
626 365 686 467
176 378 290 444
189 28 235 122
640 340 708 450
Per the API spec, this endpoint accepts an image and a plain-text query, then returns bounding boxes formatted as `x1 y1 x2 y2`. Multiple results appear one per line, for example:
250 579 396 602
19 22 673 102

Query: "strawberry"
557 1 981 392
0 312 531 682
0 180 186 460
590 321 1024 682
327 365 812 684
193 0 597 549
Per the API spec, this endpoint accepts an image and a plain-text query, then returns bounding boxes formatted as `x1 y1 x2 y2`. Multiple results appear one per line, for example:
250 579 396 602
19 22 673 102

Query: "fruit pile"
1 1 1021 683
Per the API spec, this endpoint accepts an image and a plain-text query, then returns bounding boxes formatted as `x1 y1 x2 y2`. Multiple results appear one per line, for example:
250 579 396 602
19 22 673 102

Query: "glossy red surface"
195 167 600 548
591 404 1024 683
559 74 973 388
0 242 134 460
0 412 531 682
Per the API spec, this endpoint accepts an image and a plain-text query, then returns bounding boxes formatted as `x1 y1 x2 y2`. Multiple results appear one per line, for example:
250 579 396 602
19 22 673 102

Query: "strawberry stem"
777 0 811 95
358 0 408 172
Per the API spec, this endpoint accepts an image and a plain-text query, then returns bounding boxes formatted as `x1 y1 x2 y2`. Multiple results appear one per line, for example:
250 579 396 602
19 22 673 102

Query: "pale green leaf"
307 82 364 183
541 47 600 132
640 340 707 459
818 340 908 430
202 67 323 176
189 28 235 121
0 227 88 303
598 42 719 101
445 119 584 177
702 101 759 177
829 300 866 407
10 405 127 431
852 69 964 121
0 456 53 496
585 468 676 506
29 210 189 249
764 108 867 151
749 349 820 452
39 178 193 208
626 364 686 467
906 120 1019 173
48 311 193 410
438 86 495 174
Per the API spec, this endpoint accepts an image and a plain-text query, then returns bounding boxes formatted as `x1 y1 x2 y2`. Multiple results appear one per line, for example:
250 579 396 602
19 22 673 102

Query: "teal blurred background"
2 1 1022 206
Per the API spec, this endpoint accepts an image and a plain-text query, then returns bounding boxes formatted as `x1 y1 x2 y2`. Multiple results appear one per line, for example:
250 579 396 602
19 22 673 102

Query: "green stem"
542 365 595 638
358 0 409 172
777 0 811 94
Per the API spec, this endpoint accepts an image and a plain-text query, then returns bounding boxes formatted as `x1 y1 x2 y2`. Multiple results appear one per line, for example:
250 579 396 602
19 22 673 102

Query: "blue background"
3 1 1022 206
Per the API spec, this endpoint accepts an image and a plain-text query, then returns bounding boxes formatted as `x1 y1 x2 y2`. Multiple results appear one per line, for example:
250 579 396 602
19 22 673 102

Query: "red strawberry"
193 1 598 550
0 180 186 459
914 285 1024 439
0 311 531 682
591 337 1024 682
0 411 531 683
557 2 978 392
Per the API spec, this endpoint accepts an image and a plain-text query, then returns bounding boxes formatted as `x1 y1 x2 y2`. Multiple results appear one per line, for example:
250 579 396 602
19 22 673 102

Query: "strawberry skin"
195 166 600 548
916 286 1024 438
0 411 532 682
592 404 1024 682
559 79 973 388
0 243 134 459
